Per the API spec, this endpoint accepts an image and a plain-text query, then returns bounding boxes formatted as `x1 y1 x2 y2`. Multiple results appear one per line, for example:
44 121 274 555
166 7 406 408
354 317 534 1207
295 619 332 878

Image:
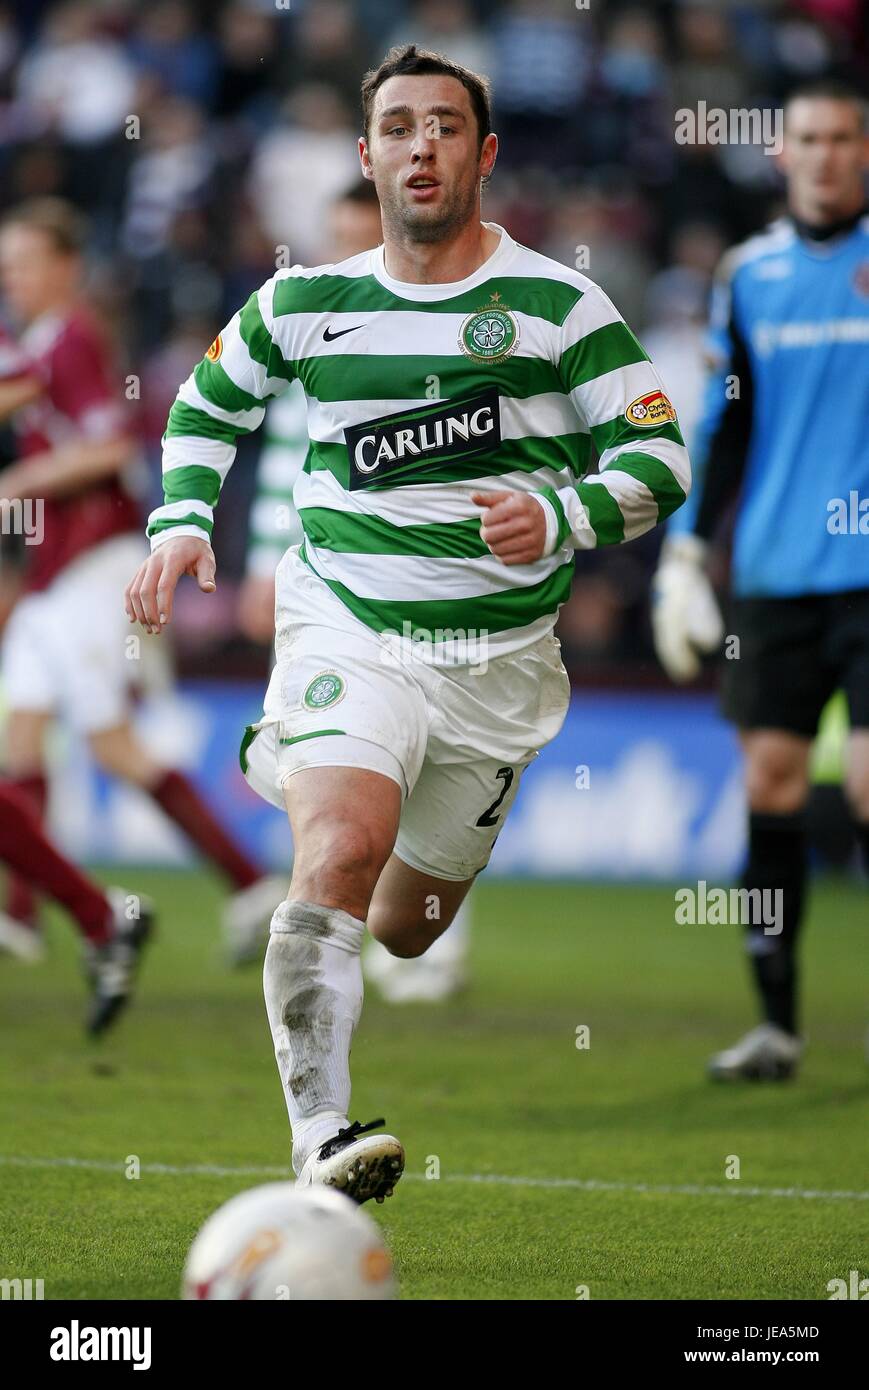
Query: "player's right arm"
651 251 754 682
125 270 298 632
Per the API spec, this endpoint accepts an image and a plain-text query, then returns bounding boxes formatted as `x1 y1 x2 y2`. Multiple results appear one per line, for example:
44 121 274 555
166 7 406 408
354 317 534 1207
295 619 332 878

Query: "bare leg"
367 855 473 957
3 708 51 923
89 722 263 889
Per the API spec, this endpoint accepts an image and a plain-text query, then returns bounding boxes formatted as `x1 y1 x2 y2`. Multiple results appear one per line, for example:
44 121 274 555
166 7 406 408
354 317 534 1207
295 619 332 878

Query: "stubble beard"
379 175 479 245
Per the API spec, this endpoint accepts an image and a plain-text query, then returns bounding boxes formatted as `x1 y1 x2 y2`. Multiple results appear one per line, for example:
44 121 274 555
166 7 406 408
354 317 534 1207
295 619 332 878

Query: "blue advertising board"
46 683 745 881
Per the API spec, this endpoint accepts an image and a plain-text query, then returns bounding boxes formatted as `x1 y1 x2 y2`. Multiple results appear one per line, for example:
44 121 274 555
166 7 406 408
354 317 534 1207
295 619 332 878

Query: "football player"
128 46 690 1202
0 198 283 960
653 80 869 1080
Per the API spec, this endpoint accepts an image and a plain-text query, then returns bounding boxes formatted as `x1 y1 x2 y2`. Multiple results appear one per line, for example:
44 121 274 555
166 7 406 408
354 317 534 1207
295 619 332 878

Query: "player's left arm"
476 284 691 564
547 284 691 553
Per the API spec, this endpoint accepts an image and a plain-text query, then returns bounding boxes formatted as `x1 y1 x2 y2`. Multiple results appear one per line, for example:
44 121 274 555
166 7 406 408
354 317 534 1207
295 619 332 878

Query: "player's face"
360 74 497 243
780 98 868 218
0 225 78 323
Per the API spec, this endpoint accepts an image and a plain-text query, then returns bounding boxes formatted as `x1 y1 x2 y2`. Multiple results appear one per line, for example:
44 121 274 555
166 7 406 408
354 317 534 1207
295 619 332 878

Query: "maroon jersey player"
0 199 282 962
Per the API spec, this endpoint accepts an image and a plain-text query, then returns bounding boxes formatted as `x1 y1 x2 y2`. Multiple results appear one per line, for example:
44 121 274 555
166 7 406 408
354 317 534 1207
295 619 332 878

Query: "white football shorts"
1 532 166 735
241 545 571 881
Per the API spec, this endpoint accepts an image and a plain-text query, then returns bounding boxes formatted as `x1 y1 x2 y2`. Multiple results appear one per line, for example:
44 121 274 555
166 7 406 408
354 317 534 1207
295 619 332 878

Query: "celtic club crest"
302 671 346 711
459 292 519 363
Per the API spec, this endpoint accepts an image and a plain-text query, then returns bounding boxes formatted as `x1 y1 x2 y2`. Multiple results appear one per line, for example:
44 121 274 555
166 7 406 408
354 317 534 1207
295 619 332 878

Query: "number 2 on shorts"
476 766 514 827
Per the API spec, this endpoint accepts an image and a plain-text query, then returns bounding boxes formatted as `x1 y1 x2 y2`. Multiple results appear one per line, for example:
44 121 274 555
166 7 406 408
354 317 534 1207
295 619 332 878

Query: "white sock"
263 899 364 1175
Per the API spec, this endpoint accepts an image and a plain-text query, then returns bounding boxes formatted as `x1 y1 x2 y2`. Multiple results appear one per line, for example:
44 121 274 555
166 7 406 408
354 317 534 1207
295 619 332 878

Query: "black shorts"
721 589 869 737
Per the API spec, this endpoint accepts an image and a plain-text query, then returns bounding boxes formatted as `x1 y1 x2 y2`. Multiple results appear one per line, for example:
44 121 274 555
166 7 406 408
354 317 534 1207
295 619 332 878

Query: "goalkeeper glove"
651 534 724 683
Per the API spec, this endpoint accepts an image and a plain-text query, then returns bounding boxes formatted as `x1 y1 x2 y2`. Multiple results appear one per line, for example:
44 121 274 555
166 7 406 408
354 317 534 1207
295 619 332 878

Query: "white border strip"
1 1156 865 1201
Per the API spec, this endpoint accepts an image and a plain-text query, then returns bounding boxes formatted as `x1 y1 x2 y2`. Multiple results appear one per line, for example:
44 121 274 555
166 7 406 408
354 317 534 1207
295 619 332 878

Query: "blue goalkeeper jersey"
670 212 869 597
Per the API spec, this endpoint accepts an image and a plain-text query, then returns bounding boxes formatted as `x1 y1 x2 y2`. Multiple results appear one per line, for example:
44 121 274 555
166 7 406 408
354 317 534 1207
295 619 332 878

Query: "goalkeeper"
652 79 869 1081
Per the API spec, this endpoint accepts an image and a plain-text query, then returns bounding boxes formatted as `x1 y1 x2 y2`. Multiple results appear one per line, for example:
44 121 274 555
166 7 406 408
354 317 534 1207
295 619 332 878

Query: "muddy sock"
263 899 364 1175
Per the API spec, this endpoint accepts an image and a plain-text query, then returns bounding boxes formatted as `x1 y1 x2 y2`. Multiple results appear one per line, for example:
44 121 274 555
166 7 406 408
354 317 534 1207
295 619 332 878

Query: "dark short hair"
360 43 492 150
0 196 87 253
785 78 867 132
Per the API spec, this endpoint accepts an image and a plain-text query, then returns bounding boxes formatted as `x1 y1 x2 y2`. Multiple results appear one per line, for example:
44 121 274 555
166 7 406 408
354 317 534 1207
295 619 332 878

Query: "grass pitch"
1 873 866 1301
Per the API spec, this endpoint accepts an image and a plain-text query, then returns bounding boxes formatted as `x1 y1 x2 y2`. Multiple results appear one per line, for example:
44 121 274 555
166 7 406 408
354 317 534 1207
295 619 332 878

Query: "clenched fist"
472 490 549 566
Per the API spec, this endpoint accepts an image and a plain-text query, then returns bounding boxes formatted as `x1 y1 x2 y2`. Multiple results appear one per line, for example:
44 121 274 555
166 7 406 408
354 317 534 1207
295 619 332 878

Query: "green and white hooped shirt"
149 223 690 658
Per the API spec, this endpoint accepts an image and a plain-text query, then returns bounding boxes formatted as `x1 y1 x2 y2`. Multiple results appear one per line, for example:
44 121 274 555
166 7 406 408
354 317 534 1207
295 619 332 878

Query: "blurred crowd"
0 0 865 681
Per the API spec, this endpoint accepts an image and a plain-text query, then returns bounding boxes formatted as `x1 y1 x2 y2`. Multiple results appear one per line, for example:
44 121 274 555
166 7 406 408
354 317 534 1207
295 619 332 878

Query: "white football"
182 1183 396 1300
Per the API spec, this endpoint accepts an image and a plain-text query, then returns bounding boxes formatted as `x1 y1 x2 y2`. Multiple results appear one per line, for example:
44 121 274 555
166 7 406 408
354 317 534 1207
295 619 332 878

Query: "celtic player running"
126 45 690 1204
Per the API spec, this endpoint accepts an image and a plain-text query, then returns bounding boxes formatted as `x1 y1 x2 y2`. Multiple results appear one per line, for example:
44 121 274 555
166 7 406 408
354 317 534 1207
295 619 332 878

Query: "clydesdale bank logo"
345 387 501 490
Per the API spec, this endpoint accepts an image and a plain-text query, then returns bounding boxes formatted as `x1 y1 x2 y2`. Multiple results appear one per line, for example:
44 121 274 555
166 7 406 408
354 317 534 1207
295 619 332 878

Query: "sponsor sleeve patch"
624 389 677 428
205 334 223 363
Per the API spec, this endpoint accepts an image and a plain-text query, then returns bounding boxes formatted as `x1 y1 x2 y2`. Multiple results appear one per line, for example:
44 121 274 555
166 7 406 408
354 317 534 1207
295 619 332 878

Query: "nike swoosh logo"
323 324 363 341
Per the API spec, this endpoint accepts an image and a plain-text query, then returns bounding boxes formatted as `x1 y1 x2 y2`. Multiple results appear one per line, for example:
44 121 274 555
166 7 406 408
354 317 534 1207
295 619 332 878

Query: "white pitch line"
0 1156 866 1201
